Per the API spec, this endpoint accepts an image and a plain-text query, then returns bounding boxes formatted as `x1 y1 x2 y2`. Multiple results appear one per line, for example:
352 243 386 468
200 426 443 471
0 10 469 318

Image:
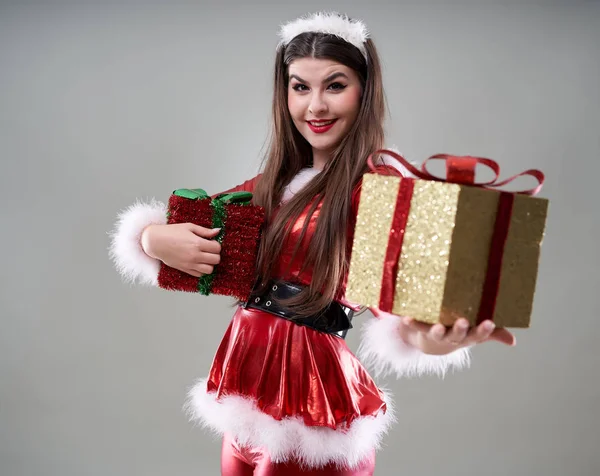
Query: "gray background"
1 1 598 475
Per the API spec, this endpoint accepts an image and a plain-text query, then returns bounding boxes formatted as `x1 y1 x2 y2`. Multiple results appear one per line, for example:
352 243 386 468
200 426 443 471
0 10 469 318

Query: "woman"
110 12 515 476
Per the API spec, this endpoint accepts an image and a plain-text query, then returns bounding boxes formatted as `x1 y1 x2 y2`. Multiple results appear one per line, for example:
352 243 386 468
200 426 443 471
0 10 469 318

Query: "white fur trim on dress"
108 199 167 286
184 378 395 469
281 167 321 203
278 12 369 59
358 313 471 379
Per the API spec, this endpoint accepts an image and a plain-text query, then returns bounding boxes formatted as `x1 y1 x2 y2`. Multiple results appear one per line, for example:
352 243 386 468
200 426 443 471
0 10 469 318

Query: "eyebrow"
289 72 349 84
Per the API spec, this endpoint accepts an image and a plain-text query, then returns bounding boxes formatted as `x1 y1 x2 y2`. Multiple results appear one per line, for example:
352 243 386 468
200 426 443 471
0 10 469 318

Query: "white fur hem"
358 313 471 379
108 199 167 286
183 378 395 469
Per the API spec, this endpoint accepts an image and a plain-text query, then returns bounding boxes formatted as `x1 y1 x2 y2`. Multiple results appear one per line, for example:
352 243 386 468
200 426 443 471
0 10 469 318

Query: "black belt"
242 281 353 339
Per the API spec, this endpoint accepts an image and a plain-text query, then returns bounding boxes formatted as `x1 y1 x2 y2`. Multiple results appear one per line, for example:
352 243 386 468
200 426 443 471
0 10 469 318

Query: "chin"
305 136 341 152
309 142 335 152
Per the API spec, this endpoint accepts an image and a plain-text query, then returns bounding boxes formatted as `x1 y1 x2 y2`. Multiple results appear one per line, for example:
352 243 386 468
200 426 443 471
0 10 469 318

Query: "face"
287 58 362 164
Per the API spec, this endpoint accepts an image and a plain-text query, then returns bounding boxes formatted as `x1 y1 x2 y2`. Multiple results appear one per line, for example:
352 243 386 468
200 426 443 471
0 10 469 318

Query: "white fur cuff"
358 313 471 379
108 199 167 286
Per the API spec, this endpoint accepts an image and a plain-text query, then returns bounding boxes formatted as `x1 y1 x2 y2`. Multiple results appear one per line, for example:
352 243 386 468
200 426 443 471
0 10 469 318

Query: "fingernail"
484 321 495 331
212 227 221 232
402 317 412 325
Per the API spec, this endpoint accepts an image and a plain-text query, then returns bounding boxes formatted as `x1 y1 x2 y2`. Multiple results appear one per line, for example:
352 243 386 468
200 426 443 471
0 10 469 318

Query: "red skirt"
185 305 394 469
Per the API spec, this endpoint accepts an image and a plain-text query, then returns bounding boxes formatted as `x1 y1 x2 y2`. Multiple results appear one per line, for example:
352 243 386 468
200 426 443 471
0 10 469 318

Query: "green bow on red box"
170 188 254 246
159 188 263 298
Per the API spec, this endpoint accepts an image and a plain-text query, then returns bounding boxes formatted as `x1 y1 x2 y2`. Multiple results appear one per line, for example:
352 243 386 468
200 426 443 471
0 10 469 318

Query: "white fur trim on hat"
278 11 369 58
184 378 395 469
358 312 472 379
108 199 167 286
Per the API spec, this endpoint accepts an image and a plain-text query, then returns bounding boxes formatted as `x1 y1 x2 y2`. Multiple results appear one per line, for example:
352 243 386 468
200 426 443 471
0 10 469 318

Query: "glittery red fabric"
211 204 265 299
157 194 264 301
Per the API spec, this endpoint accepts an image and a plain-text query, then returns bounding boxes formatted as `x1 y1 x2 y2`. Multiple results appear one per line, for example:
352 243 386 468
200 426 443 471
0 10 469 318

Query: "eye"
328 82 347 91
292 83 309 91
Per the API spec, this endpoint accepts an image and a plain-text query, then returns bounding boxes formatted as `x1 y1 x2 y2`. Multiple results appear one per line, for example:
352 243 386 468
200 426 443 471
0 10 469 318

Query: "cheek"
335 89 362 118
287 93 304 120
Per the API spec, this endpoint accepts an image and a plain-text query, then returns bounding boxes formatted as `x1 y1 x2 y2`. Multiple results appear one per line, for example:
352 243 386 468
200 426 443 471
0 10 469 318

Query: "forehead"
288 57 357 81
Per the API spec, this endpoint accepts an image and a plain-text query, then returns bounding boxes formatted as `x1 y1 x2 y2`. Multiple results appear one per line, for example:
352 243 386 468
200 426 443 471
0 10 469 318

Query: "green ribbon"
173 188 253 205
172 188 253 295
173 188 209 200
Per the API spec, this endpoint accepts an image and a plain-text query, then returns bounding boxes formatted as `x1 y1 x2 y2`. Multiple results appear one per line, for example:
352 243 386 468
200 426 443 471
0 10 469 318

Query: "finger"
197 251 221 266
402 316 433 334
445 318 470 344
428 323 447 342
182 268 203 278
197 237 222 254
485 328 516 346
464 320 495 345
193 264 214 275
189 224 221 239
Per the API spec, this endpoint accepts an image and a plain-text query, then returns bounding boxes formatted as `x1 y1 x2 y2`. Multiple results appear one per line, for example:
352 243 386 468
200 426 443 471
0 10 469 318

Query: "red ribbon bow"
367 149 545 196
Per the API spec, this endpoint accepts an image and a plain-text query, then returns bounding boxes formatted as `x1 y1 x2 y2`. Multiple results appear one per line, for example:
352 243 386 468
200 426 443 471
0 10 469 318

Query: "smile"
307 119 338 133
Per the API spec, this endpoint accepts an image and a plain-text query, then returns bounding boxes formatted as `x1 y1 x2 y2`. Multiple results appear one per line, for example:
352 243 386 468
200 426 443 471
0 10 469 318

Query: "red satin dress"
187 169 401 473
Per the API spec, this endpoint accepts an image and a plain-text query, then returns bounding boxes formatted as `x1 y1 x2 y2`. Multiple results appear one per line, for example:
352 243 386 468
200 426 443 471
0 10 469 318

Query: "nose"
308 91 328 116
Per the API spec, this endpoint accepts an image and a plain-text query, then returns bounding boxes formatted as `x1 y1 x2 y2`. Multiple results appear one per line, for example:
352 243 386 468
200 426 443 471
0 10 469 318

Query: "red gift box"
157 188 265 301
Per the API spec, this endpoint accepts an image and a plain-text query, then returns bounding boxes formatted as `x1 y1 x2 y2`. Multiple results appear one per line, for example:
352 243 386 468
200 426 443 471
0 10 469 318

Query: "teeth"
310 120 335 126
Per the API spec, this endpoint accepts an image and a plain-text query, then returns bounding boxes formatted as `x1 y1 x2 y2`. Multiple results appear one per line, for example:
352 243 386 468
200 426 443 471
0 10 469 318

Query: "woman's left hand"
369 308 516 355
400 316 516 355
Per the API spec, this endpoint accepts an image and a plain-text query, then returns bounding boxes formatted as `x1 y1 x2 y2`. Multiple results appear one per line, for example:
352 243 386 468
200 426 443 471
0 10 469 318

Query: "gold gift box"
346 174 548 328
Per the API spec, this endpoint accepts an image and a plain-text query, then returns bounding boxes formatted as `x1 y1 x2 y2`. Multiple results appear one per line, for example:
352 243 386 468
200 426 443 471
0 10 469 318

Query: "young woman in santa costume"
110 12 516 476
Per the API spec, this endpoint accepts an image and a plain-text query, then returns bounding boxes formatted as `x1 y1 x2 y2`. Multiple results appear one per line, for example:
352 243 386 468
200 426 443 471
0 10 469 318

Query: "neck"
312 148 332 171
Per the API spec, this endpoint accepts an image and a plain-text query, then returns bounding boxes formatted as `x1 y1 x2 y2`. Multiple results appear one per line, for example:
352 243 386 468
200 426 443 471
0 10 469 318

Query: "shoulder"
234 174 264 193
211 173 263 198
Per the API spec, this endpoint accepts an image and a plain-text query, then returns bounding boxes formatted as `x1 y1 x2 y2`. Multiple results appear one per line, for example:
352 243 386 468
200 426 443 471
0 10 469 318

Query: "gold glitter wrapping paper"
441 187 505 326
346 174 401 307
442 187 548 327
391 181 461 324
346 175 548 328
492 194 548 327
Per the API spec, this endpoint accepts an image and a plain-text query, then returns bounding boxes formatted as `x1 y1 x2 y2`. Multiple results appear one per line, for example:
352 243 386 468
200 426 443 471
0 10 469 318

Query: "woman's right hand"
140 223 221 277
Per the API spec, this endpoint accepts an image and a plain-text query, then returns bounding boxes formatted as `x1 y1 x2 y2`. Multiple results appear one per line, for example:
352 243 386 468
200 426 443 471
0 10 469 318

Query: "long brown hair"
251 32 386 317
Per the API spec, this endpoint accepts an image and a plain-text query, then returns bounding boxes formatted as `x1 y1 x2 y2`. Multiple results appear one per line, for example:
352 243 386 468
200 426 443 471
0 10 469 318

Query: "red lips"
307 119 337 134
